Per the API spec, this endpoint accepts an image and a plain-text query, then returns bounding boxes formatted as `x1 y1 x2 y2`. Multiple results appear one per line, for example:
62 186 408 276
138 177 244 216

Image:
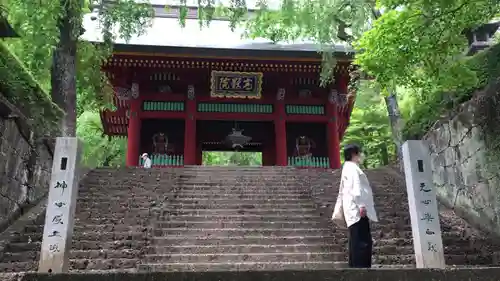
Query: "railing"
139 154 184 167
198 103 273 113
286 105 325 115
143 101 185 111
288 156 330 168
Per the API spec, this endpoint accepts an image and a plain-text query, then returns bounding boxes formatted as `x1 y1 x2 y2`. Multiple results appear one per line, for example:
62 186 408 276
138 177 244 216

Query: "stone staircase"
0 166 499 272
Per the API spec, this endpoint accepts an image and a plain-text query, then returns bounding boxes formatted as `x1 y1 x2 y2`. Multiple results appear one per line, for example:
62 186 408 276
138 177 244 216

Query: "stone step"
153 220 330 229
78 198 314 205
151 220 410 231
144 252 345 263
146 213 409 222
70 258 140 271
158 208 318 216
0 261 37 272
79 202 317 210
150 235 344 246
151 228 337 238
137 261 349 272
142 244 418 255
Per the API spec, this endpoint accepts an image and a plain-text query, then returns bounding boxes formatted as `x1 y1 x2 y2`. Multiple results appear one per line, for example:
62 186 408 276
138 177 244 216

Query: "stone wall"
424 95 500 237
0 99 54 232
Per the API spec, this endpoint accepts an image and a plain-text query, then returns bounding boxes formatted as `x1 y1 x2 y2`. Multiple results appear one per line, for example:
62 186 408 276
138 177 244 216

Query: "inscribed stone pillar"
39 137 82 273
402 140 445 268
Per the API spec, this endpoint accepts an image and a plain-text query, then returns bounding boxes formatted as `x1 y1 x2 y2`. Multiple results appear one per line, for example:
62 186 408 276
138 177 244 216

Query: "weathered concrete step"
150 235 344 246
151 228 336 237
70 258 140 271
145 243 347 255
0 261 37 272
172 192 405 198
1 249 142 262
9 231 149 243
160 208 317 216
153 220 328 229
152 220 410 231
154 214 319 221
80 203 317 209
137 261 348 272
176 188 311 193
143 252 345 263
6 240 151 253
88 198 314 205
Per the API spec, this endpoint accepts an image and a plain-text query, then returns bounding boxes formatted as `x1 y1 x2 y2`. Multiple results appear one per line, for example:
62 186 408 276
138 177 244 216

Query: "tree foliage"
203 152 262 166
355 0 498 93
342 80 395 167
76 111 126 167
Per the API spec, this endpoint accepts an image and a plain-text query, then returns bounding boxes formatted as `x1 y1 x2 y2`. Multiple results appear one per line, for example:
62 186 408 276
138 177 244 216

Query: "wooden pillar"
126 96 141 167
274 88 287 166
184 85 197 165
327 90 341 169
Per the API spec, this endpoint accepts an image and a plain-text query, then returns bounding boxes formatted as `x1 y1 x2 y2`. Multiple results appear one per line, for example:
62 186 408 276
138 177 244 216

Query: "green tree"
203 151 262 166
342 80 395 167
76 111 126 167
5 0 154 136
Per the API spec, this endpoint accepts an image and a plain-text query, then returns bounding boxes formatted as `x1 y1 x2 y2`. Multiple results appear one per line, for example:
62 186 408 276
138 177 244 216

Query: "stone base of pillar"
38 137 82 273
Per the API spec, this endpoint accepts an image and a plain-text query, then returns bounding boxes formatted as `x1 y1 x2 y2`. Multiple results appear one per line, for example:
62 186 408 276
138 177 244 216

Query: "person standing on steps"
332 144 378 268
142 153 152 169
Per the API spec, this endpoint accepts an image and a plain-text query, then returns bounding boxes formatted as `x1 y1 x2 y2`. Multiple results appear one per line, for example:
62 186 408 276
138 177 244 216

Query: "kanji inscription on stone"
402 140 445 268
39 137 82 273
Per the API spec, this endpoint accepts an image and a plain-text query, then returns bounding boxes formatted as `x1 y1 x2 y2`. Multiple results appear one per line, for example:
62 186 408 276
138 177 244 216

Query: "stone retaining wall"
424 97 500 237
0 98 54 233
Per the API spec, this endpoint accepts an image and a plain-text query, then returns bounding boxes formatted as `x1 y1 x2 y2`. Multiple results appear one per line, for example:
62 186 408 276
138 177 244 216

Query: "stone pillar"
184 85 197 165
326 91 341 169
126 97 141 167
39 137 82 273
274 88 287 166
402 140 445 268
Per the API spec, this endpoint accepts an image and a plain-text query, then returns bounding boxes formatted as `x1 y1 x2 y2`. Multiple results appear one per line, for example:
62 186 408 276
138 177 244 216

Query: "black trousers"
348 216 372 268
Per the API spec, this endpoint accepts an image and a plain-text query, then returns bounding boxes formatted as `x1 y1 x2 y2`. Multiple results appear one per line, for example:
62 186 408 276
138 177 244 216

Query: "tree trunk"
384 89 404 170
380 142 389 166
50 0 80 137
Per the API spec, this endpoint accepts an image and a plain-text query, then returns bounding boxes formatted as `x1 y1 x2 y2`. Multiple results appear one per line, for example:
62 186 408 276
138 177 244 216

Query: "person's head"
141 153 149 159
343 144 364 164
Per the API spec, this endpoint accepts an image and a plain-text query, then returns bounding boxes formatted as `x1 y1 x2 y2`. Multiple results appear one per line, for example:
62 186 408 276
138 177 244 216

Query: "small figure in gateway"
225 128 252 150
141 153 152 169
295 135 315 158
152 132 168 154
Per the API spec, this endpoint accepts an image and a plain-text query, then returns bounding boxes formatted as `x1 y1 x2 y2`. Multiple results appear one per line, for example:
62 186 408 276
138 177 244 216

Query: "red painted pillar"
126 98 141 167
184 85 197 165
274 89 287 166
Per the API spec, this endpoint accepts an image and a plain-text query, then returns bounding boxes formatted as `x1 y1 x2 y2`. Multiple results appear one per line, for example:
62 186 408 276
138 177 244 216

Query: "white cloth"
341 161 378 227
143 157 152 169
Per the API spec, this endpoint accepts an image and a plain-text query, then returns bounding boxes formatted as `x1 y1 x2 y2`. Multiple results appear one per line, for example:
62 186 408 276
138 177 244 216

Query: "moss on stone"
0 42 63 136
404 43 500 140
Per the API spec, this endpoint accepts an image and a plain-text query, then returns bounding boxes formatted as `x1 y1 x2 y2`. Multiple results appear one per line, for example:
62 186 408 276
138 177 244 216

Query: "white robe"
143 157 152 169
341 161 378 227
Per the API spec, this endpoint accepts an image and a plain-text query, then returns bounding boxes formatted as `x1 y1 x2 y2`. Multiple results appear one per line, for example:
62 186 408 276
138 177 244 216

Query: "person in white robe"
340 144 378 268
141 153 152 169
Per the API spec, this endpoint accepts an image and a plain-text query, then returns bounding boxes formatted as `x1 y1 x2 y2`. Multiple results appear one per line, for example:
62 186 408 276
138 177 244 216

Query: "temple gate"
100 49 354 169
